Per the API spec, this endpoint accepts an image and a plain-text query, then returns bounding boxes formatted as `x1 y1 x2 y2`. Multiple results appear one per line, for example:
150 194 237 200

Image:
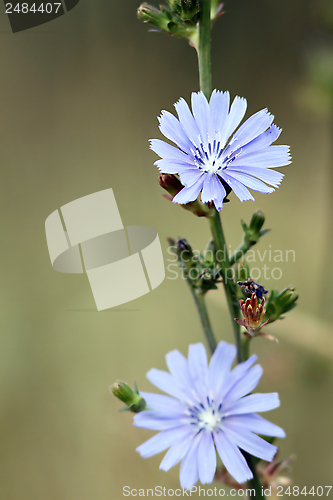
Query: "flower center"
187 399 223 432
197 407 221 430
191 139 224 174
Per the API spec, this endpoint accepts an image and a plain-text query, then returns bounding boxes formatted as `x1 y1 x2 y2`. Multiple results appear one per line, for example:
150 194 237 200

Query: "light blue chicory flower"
134 341 285 489
151 91 291 211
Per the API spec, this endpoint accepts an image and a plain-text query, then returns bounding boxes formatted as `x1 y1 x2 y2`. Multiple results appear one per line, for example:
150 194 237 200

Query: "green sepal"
138 1 198 42
111 381 147 413
242 210 269 245
264 287 298 324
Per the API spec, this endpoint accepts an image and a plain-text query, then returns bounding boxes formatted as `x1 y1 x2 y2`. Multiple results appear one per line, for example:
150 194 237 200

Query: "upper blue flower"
150 90 291 211
134 341 285 489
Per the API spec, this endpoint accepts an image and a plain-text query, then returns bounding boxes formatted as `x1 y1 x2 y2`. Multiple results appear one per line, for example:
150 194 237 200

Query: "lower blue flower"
134 341 285 489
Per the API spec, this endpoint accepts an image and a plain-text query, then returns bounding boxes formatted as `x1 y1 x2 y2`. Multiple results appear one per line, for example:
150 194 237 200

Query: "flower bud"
168 0 200 22
249 209 265 234
241 210 270 245
137 3 172 32
158 173 183 197
111 381 146 413
264 287 298 324
137 2 198 43
158 174 215 217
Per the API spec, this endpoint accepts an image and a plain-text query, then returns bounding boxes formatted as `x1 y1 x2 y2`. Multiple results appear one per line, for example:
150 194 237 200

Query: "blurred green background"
1 1 333 499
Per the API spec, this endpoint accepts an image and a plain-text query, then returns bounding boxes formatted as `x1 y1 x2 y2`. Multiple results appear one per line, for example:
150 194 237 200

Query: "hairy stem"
209 210 243 363
197 0 212 99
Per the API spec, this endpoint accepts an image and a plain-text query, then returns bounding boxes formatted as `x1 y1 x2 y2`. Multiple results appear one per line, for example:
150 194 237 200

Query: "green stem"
242 335 251 361
197 0 212 99
196 3 264 499
189 285 217 354
229 242 254 267
209 210 243 363
243 452 265 499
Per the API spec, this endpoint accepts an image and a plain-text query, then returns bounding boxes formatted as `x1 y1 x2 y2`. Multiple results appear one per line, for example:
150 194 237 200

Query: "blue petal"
220 355 258 402
140 392 185 415
221 393 280 416
231 124 281 156
165 350 193 392
191 91 211 145
160 428 197 471
136 426 190 458
225 414 286 438
178 168 204 188
146 368 192 403
231 145 291 168
201 174 227 207
227 166 284 187
174 97 201 147
223 365 263 406
214 430 253 484
154 159 194 175
221 423 278 462
150 139 193 164
197 431 216 485
220 96 247 149
227 108 274 153
209 90 230 137
213 198 223 211
208 175 228 211
173 176 205 205
133 411 186 430
158 110 193 153
212 175 227 202
224 171 275 194
208 341 236 401
179 433 202 489
201 173 215 203
188 343 209 403
219 172 255 201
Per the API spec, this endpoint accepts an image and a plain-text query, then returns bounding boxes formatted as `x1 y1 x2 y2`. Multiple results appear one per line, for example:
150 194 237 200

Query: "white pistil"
197 406 221 431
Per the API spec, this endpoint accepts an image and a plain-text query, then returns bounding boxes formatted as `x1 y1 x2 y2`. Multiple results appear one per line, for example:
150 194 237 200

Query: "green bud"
111 381 146 413
168 0 200 22
240 210 270 249
137 2 198 44
249 209 265 234
137 4 173 32
158 174 214 217
264 287 298 324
